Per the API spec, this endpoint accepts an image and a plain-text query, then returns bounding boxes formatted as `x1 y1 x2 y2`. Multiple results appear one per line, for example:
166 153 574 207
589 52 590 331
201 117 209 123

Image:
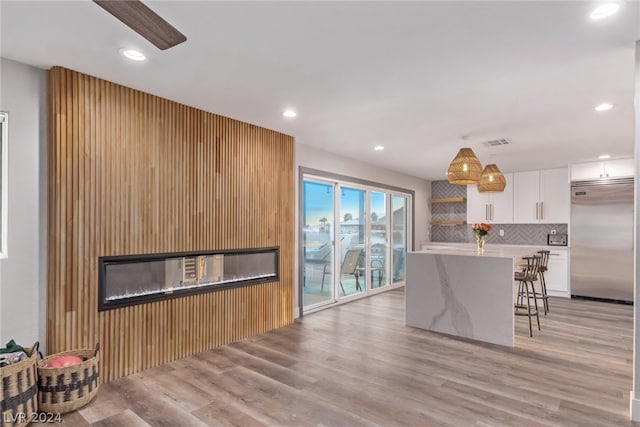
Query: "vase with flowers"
471 223 492 252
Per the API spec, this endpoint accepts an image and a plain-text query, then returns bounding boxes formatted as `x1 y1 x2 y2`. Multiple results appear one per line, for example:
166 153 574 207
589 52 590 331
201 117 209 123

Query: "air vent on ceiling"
484 138 511 147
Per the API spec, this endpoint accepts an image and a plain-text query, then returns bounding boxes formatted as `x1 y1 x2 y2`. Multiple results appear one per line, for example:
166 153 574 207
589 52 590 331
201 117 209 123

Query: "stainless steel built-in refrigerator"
570 179 634 302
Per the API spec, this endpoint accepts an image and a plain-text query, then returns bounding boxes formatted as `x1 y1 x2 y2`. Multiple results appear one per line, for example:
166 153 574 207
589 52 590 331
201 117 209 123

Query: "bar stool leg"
523 280 533 337
515 282 521 312
539 270 549 314
530 280 541 331
517 282 525 312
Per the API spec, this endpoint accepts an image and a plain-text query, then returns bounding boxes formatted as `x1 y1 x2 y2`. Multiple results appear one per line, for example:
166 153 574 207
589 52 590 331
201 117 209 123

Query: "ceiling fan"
93 0 186 50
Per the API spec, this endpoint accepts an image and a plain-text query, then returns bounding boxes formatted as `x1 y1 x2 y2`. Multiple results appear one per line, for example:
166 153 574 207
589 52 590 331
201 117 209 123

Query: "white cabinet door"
539 168 569 223
570 162 604 181
490 173 513 223
467 175 513 224
545 251 569 297
514 168 569 224
604 159 634 178
571 159 634 180
513 171 540 223
466 184 489 224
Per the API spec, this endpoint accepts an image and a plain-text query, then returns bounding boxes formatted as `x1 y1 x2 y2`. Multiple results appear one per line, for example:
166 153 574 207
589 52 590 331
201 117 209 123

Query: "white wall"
295 143 430 316
0 58 47 351
632 39 640 422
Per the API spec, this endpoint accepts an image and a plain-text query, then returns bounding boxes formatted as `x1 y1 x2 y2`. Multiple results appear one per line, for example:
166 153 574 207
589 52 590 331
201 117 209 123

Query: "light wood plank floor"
61 289 636 426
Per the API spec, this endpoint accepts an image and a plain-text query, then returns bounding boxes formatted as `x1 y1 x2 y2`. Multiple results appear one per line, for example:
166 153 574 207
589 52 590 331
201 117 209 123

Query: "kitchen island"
406 245 536 347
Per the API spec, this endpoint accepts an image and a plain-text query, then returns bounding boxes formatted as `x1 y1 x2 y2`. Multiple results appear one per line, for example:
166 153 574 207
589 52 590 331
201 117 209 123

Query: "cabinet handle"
491 204 494 220
485 204 489 221
535 202 539 219
540 202 544 220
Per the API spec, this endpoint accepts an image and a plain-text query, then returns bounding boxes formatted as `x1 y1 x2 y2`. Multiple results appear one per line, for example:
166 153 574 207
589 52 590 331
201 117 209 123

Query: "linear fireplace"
98 247 279 310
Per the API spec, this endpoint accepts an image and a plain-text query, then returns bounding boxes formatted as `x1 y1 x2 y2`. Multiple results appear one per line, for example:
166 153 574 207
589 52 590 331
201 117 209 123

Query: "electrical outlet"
550 229 557 235
499 229 504 237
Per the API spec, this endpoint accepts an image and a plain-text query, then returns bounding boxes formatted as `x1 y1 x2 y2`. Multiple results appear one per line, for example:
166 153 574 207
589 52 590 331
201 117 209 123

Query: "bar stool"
536 250 550 315
514 255 541 337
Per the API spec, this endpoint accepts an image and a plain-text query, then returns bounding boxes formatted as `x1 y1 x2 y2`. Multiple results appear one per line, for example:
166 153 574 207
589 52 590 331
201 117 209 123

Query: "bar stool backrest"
520 255 541 281
537 250 550 271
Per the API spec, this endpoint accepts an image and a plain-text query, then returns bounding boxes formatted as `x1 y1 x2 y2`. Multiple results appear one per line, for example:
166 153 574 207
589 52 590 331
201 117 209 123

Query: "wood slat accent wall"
47 67 294 382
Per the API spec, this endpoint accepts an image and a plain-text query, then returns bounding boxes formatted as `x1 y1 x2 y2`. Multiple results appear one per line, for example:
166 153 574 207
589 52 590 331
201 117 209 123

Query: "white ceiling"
1 1 639 180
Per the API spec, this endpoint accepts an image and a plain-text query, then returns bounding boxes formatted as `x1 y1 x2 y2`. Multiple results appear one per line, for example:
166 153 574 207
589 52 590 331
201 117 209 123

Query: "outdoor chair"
321 248 362 295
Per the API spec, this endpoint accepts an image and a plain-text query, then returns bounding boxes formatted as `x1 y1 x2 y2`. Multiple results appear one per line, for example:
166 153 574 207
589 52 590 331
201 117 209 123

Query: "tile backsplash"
431 222 568 245
432 180 467 199
430 180 568 246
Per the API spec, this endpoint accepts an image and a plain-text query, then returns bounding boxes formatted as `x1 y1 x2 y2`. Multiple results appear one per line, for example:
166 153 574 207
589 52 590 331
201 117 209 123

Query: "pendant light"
447 148 483 185
477 164 506 193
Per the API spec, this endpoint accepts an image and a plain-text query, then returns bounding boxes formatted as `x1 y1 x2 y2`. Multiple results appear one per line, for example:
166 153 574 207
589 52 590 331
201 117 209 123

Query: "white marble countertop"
420 242 569 252
413 245 536 259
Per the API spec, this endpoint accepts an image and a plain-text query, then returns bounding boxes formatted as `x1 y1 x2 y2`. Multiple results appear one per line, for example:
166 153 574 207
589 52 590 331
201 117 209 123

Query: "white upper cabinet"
466 173 513 224
466 183 488 224
513 168 569 224
570 158 634 181
512 171 539 223
601 159 634 178
491 173 514 223
570 162 605 180
539 168 570 223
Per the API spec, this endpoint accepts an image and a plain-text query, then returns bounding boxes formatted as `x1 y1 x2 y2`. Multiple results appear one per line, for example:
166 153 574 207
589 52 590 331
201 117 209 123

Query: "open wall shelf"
430 220 467 226
431 197 466 204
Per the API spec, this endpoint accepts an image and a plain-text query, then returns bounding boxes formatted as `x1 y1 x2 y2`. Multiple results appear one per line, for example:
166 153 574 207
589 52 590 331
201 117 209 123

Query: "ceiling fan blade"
93 0 186 50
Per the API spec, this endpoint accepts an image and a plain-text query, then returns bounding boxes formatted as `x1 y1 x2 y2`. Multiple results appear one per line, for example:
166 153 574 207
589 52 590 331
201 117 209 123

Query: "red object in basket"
46 355 83 368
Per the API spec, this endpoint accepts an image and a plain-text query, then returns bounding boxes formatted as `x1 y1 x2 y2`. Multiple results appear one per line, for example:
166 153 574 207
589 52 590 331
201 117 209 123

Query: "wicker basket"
36 343 99 414
0 342 39 427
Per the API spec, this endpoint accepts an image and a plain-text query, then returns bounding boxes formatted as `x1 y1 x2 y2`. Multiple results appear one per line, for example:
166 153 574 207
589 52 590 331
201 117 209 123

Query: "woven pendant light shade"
447 148 483 185
477 164 506 193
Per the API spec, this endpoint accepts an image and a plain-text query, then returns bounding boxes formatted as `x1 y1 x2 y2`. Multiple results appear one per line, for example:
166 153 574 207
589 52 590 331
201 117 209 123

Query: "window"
0 112 7 258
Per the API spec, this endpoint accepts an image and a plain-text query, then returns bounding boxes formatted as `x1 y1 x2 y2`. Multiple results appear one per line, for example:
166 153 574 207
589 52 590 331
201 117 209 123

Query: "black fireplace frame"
98 246 280 311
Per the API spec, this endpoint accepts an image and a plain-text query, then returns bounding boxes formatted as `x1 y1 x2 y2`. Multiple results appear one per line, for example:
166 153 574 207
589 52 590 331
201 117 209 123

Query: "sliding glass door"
302 174 412 312
339 186 366 297
302 180 336 308
392 195 408 283
370 191 388 288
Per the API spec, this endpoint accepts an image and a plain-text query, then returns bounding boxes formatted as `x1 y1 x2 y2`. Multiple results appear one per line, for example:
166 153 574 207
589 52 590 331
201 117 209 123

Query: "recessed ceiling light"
589 3 621 20
120 48 146 62
599 154 611 159
282 110 297 118
374 145 385 151
594 103 614 112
